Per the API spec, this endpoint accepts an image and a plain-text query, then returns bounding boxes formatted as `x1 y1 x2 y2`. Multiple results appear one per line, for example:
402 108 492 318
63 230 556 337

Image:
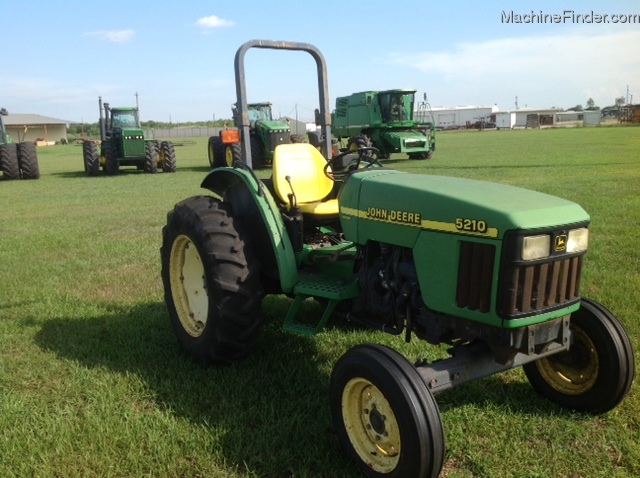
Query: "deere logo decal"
555 234 567 252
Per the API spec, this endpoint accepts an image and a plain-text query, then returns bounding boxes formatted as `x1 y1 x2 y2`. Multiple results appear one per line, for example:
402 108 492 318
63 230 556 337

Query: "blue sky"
1 0 638 123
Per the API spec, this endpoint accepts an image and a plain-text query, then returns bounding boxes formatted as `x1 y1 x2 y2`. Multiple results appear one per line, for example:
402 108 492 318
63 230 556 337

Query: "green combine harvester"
332 88 436 159
160 40 635 478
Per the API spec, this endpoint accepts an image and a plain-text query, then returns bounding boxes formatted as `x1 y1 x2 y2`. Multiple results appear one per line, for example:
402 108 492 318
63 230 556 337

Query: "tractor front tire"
330 344 445 478
523 297 635 414
144 142 158 174
0 143 20 180
160 141 177 172
105 141 119 175
161 196 264 364
224 142 242 168
83 142 100 176
208 136 225 167
249 135 264 169
17 142 40 179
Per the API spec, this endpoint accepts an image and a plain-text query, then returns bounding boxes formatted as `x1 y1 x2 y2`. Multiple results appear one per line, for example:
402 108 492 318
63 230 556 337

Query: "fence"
144 127 223 139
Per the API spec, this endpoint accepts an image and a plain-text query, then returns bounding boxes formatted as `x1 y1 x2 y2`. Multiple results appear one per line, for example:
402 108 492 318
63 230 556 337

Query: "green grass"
1 127 639 477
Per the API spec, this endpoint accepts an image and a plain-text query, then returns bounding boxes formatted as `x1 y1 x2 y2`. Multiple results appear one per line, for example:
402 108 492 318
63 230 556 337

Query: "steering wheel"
324 146 382 181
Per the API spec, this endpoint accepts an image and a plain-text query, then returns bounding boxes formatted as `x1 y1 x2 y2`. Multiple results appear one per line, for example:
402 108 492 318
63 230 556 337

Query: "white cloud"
195 15 235 29
84 30 135 43
387 29 640 108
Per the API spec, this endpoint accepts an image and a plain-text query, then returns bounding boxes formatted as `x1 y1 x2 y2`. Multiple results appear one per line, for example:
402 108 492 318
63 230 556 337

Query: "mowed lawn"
1 126 638 478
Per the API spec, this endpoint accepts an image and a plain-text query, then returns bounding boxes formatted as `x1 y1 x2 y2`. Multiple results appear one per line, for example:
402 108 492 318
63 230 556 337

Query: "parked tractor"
332 89 436 160
0 110 40 180
208 101 304 169
82 97 176 176
160 40 635 478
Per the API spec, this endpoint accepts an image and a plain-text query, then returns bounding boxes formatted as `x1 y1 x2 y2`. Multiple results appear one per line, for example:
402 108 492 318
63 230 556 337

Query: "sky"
1 0 639 123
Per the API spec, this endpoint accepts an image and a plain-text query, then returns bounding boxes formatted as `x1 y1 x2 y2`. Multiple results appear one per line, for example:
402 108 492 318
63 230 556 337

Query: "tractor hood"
256 120 290 132
339 169 589 246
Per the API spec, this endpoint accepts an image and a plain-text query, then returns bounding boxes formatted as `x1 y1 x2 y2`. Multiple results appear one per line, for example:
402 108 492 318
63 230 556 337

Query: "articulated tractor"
160 40 635 478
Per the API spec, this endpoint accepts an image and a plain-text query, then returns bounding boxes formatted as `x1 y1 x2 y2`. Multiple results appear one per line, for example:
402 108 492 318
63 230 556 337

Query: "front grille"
500 256 583 317
268 131 290 151
456 241 495 313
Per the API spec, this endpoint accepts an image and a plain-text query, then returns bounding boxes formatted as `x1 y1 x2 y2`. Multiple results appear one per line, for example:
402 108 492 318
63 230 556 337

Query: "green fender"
200 167 298 293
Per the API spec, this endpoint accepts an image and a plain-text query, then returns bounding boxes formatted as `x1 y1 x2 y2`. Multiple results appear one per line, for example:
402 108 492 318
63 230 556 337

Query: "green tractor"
160 41 635 478
82 97 176 176
208 101 304 169
333 89 436 160
0 110 40 180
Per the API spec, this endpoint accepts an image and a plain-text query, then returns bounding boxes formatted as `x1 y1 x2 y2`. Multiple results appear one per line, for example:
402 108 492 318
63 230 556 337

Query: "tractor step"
282 275 359 335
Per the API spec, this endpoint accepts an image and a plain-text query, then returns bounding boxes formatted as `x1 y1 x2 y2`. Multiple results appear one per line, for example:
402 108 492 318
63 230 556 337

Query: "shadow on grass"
32 297 359 477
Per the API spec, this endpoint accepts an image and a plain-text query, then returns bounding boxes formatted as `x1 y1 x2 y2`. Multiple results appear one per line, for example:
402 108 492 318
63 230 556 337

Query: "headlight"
567 228 589 253
522 234 550 261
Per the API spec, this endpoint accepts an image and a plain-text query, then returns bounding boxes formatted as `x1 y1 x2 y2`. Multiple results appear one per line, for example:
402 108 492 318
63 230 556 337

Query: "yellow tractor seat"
272 143 339 216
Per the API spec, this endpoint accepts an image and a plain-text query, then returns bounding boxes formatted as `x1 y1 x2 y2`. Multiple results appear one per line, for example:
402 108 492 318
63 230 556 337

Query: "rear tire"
83 142 100 176
160 141 177 172
523 297 635 413
0 143 20 180
161 196 264 364
17 142 40 179
330 344 445 478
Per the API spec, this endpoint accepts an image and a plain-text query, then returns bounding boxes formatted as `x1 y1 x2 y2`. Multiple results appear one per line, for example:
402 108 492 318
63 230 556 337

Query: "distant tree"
0 107 8 116
567 104 584 112
585 98 600 111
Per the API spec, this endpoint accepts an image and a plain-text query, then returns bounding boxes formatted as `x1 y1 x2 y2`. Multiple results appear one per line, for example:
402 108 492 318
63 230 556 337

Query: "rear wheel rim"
169 235 208 337
341 377 401 473
534 325 599 395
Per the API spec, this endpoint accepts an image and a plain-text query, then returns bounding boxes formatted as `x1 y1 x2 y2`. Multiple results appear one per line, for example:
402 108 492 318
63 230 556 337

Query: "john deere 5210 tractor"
82 97 176 176
161 41 634 478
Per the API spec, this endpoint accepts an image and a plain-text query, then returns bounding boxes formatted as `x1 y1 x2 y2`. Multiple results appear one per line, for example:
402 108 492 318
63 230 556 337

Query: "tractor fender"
200 167 298 293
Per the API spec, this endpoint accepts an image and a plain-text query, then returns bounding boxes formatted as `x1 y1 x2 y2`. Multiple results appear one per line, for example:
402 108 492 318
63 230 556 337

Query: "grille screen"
456 242 495 313
500 256 583 316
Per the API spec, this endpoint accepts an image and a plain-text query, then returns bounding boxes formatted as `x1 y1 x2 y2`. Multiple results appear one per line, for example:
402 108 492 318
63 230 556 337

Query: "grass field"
1 126 639 478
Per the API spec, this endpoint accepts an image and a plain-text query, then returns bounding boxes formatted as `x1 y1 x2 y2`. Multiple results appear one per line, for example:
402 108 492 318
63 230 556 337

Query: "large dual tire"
249 135 264 169
208 136 225 167
0 143 20 180
523 297 635 414
17 142 40 179
83 142 100 176
330 344 445 478
105 141 119 175
144 142 158 174
223 142 242 168
159 141 177 172
161 196 264 364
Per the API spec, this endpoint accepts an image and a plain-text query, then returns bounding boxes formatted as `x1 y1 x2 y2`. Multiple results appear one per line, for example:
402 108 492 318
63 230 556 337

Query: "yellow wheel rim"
208 143 214 165
534 325 599 395
225 146 235 167
341 377 401 473
169 235 208 337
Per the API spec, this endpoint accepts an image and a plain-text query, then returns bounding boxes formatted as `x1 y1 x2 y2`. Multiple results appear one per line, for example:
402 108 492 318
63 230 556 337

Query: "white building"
416 105 497 129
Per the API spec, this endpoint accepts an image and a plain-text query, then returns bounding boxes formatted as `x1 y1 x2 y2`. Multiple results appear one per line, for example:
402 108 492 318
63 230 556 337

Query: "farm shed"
3 113 69 144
